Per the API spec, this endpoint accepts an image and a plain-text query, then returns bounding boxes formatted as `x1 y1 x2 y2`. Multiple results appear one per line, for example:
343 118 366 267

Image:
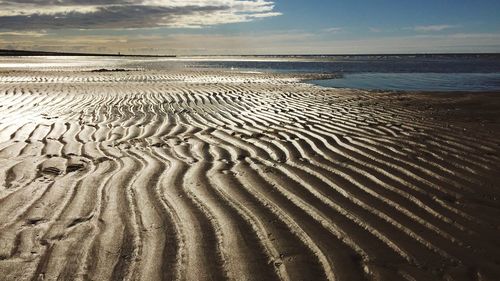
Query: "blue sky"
0 0 499 54
271 0 500 33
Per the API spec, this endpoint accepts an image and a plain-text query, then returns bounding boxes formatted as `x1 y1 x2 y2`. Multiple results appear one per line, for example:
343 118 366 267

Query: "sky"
0 0 500 55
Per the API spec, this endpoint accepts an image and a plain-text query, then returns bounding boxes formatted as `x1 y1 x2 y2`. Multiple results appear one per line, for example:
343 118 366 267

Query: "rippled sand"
0 69 499 281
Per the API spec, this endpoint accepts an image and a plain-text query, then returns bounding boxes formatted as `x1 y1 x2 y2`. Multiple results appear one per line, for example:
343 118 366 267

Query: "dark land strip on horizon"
2 49 500 58
0 49 176 58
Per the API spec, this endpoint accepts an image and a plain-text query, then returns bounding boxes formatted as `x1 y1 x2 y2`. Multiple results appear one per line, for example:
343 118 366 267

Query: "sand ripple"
0 70 499 281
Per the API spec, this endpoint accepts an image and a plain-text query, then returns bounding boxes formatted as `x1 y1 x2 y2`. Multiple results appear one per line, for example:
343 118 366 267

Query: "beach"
0 68 499 281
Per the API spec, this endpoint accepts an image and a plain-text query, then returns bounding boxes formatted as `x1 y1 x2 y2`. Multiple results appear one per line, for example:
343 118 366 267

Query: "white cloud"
0 30 48 37
369 27 382 33
414 24 457 32
324 27 343 34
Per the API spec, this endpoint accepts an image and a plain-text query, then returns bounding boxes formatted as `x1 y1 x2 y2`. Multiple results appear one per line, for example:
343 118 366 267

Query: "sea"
1 54 500 92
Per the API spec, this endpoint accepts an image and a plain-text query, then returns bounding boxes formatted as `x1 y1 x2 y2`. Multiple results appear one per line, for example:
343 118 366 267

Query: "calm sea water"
310 73 500 92
175 55 500 92
1 54 500 91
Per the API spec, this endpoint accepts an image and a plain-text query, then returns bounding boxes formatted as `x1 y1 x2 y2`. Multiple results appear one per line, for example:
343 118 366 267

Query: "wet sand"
0 69 499 281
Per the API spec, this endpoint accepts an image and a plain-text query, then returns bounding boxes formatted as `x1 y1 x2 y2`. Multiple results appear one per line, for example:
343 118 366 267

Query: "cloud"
324 27 343 34
369 27 382 33
0 30 48 37
4 30 499 55
0 0 281 30
413 24 457 32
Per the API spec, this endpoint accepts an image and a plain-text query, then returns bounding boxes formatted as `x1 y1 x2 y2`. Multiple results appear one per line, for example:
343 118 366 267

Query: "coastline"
0 49 176 58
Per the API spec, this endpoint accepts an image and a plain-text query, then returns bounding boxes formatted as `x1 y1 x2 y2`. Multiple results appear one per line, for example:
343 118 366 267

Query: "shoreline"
2 49 500 58
0 49 176 58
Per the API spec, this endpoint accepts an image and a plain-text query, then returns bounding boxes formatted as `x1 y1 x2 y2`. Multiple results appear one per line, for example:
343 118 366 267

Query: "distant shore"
2 49 500 59
0 49 176 58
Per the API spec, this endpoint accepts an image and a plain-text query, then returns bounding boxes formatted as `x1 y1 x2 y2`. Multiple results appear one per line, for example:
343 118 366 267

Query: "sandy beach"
0 68 499 281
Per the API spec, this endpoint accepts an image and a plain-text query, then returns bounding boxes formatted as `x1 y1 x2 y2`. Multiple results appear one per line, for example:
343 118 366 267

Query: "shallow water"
310 73 500 92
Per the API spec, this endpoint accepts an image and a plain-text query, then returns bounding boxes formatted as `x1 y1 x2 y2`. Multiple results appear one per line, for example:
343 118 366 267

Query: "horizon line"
1 49 500 57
